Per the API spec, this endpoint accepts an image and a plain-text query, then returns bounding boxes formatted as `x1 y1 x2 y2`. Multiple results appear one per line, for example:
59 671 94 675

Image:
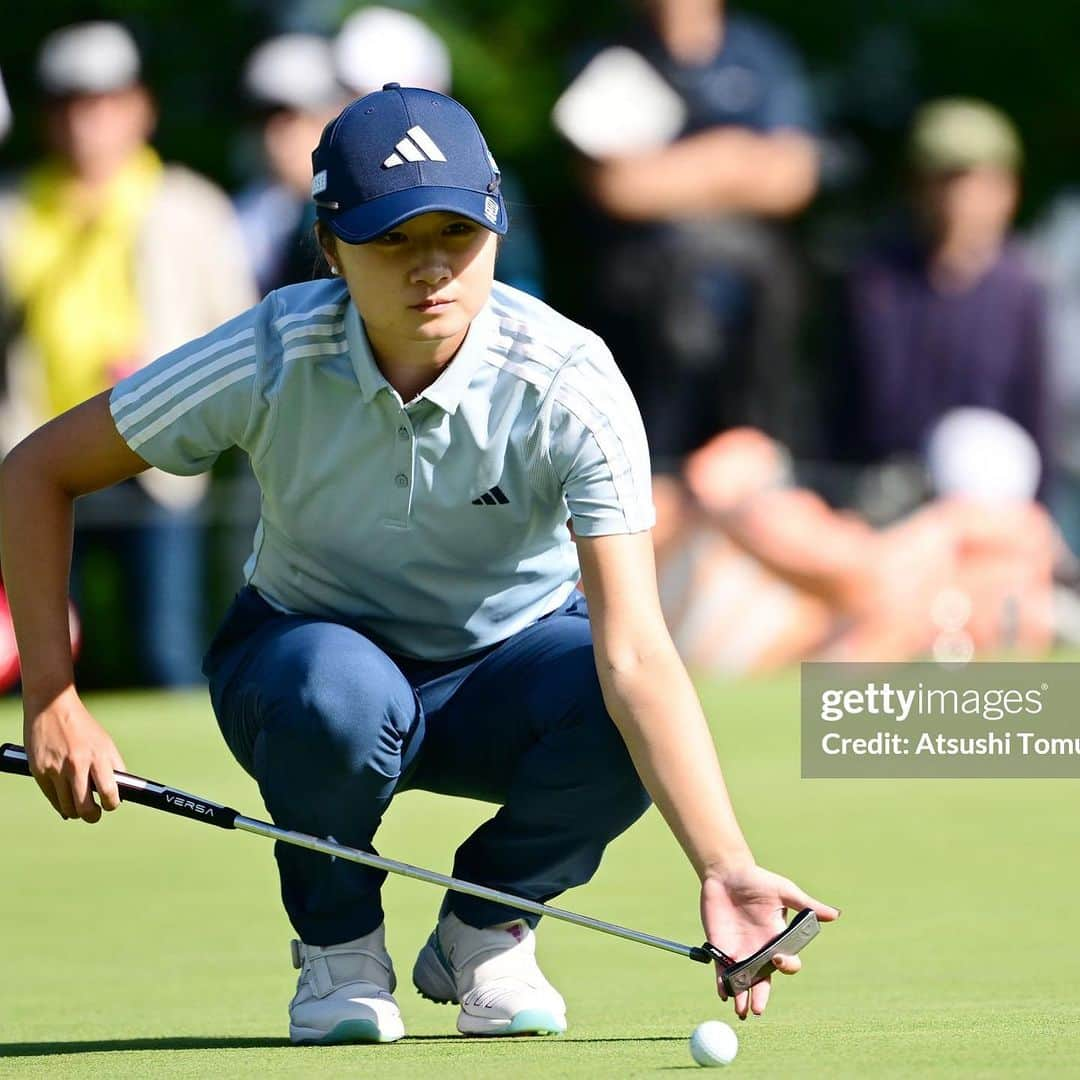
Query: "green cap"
909 98 1023 173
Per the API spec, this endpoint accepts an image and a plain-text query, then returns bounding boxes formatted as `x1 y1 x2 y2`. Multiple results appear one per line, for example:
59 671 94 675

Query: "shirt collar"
419 303 493 415
344 301 392 403
344 297 493 413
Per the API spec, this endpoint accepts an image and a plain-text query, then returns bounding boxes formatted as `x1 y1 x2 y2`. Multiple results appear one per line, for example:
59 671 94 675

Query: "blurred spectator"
0 21 256 686
334 5 452 96
234 34 347 296
333 5 544 295
656 420 1059 674
0 67 10 145
0 61 12 423
1030 191 1080 554
554 0 819 474
834 98 1047 505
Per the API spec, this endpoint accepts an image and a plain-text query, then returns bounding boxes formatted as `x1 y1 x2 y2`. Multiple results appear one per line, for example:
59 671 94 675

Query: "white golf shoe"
288 923 405 1045
412 911 567 1036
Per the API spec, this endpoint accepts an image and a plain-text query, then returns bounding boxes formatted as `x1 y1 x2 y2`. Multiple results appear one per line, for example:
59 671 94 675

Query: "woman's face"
330 212 498 360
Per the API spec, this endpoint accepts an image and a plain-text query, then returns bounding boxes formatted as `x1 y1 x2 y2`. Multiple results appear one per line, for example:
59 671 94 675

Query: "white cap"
37 21 141 97
244 33 343 112
552 47 687 157
0 68 11 143
334 7 451 96
926 407 1041 501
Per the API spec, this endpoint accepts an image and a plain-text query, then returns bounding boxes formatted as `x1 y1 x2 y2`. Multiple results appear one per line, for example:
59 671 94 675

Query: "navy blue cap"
311 83 507 243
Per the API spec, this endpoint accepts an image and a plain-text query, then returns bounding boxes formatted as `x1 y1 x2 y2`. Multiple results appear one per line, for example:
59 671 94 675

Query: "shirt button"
397 426 410 440
395 473 409 488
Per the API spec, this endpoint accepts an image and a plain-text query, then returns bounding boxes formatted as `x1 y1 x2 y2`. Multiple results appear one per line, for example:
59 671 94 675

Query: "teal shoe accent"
505 1009 566 1036
312 1018 387 1045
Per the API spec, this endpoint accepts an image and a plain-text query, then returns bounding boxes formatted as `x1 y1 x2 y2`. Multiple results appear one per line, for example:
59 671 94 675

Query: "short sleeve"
109 299 264 475
547 338 656 536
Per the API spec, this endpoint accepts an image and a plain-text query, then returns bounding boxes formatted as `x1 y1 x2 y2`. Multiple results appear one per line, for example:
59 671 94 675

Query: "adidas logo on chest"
472 485 509 506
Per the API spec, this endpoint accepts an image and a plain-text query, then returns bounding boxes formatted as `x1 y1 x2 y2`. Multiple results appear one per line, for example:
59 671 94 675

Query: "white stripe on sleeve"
111 327 254 417
126 362 257 451
272 303 345 332
115 344 256 436
279 319 344 346
283 340 349 364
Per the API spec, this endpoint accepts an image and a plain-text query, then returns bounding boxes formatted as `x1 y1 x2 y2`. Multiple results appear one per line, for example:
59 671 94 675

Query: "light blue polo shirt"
109 278 655 659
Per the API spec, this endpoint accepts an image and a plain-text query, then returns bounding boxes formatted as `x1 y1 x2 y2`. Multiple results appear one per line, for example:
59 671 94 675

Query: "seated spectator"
0 21 256 686
656 419 1060 674
1029 189 1080 554
554 0 819 473
234 34 347 296
834 98 1046 501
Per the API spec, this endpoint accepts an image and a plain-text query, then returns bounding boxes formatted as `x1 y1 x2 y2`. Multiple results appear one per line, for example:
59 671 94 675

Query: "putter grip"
0 743 238 829
0 743 32 777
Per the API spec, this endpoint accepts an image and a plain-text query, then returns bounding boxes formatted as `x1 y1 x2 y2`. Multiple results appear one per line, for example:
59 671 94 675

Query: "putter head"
697 909 821 995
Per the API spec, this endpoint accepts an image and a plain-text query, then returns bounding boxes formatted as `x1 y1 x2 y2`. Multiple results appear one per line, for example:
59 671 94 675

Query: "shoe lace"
470 976 537 1009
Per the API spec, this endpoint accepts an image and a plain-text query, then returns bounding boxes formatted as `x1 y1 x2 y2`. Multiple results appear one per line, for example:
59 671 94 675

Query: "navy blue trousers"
203 587 651 946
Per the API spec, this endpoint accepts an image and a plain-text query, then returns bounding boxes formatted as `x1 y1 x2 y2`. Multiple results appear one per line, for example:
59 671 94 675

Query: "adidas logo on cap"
311 85 509 243
383 125 447 168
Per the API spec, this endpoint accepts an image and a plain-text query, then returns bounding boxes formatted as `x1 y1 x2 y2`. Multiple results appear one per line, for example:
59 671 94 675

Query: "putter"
0 743 818 990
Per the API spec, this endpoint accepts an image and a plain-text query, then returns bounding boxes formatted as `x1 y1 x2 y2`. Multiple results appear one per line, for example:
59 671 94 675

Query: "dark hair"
312 220 337 280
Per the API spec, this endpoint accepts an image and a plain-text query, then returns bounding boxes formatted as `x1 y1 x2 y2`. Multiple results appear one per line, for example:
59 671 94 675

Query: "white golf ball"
689 1020 738 1067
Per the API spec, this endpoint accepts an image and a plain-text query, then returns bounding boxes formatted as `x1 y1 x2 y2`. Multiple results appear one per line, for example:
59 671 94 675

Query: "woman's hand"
700 862 840 1019
2 393 145 826
25 687 126 822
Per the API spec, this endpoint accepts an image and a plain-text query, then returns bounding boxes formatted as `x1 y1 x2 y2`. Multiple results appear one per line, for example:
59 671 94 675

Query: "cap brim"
320 185 508 243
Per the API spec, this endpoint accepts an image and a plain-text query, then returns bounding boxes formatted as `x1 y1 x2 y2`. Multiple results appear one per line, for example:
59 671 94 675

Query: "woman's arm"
0 391 150 822
576 530 839 1017
577 530 752 874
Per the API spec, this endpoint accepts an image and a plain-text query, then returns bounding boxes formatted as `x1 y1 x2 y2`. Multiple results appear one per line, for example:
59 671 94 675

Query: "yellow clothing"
4 146 163 417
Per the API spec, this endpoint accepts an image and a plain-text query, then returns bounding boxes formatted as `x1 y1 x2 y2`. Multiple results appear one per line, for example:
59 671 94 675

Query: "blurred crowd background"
4 0 1080 688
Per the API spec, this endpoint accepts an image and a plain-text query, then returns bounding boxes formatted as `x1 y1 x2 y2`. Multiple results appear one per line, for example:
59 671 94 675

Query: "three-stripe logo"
472 486 509 506
383 126 447 168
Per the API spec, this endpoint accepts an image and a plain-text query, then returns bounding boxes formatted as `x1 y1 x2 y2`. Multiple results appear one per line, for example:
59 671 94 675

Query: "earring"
329 265 340 276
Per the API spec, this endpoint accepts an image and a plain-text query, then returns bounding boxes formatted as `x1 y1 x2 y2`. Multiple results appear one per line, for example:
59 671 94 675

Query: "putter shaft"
1 743 712 963
235 815 702 959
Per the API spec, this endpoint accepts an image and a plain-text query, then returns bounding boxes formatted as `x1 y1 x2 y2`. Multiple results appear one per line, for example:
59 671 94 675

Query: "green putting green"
2 675 1077 1077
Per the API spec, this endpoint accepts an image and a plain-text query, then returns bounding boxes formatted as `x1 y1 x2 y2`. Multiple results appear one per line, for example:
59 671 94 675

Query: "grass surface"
1 675 1078 1077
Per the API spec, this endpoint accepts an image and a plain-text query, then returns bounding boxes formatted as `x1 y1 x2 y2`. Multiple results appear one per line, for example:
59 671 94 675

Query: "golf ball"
689 1020 738 1067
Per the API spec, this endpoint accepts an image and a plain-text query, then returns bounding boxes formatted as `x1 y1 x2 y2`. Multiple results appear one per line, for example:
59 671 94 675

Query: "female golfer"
2 85 837 1044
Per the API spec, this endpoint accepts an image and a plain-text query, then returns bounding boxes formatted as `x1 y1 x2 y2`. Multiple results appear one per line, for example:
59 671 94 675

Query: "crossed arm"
584 127 819 221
